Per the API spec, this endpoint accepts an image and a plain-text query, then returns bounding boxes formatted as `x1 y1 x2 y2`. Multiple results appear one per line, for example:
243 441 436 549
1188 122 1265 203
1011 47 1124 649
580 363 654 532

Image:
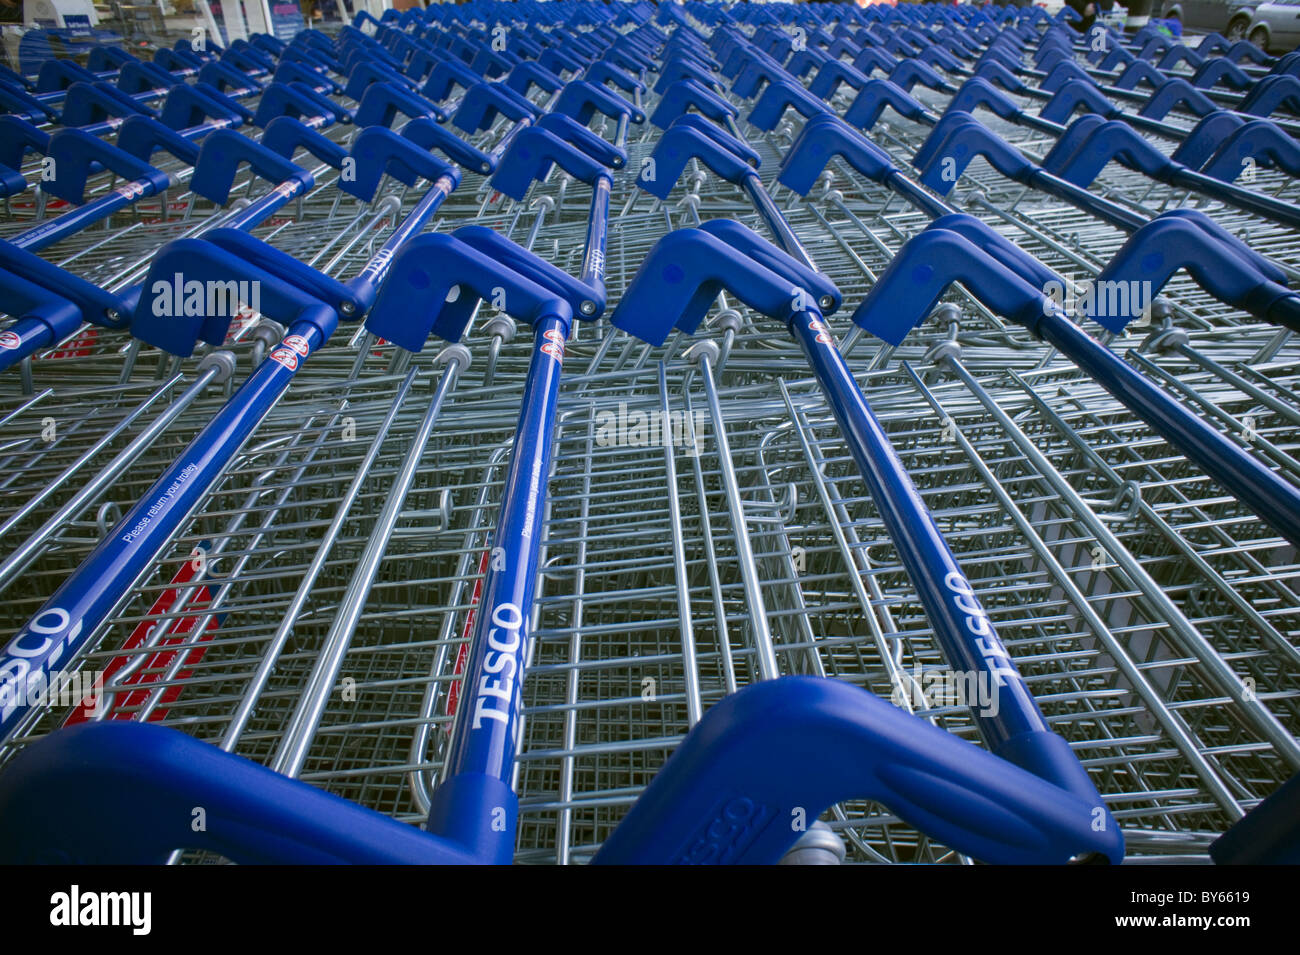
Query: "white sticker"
0 331 20 350
269 346 298 371
283 334 310 357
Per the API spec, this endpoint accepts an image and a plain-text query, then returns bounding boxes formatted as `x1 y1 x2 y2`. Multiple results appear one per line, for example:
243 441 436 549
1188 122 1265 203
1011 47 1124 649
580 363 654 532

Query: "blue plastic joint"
777 113 897 194
131 229 355 356
850 226 1048 345
610 220 838 347
636 119 756 200
594 677 1123 865
1091 212 1300 334
364 227 598 351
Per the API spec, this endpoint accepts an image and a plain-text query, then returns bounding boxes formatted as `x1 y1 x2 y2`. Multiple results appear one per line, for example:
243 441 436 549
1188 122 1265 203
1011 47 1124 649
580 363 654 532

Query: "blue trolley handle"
0 310 336 746
594 676 1124 865
609 224 1109 807
622 108 1107 801
428 311 570 863
364 235 596 861
0 161 476 745
0 717 479 864
852 226 1300 552
365 124 616 861
0 677 1125 864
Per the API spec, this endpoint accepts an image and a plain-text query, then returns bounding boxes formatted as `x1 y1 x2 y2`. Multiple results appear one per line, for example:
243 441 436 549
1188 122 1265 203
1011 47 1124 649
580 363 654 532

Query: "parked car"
1246 0 1300 50
1158 0 1265 39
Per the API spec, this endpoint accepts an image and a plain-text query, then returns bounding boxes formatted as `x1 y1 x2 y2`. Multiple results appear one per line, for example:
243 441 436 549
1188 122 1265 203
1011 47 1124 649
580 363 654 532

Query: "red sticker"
283 334 310 357
540 341 563 363
269 347 298 371
0 331 20 350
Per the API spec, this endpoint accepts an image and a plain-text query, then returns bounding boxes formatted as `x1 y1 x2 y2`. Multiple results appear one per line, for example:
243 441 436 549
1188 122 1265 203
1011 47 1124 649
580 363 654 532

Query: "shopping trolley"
0 0 1297 866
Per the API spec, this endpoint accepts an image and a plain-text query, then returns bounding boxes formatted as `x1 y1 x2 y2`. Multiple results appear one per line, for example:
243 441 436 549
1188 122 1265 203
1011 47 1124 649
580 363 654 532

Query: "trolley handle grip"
779 112 900 195
0 722 478 864
503 60 566 99
1240 74 1300 120
1091 211 1300 334
747 77 832 132
1201 119 1300 183
609 224 824 347
1042 60 1096 95
586 59 645 96
342 61 414 103
890 57 953 93
274 59 341 97
490 125 610 201
650 77 737 130
195 59 264 97
635 122 754 200
1038 79 1121 125
1136 77 1216 121
593 677 1124 865
34 57 97 94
